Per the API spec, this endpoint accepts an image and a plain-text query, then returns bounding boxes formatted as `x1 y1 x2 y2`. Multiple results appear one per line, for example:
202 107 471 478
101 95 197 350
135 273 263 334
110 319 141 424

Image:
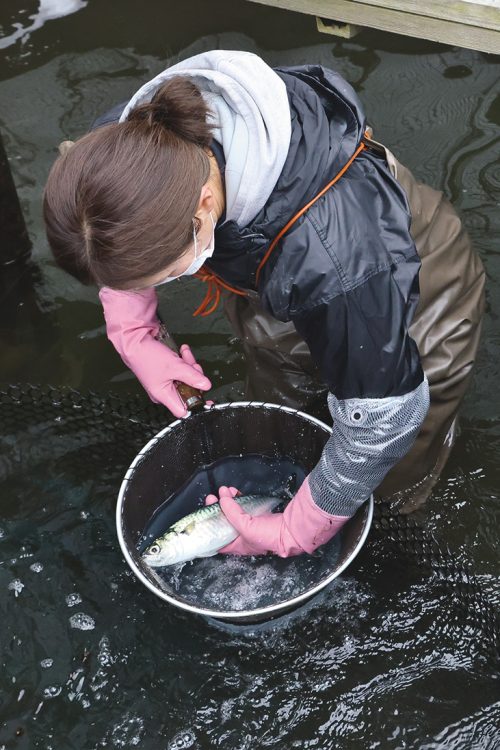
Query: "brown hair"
43 76 213 289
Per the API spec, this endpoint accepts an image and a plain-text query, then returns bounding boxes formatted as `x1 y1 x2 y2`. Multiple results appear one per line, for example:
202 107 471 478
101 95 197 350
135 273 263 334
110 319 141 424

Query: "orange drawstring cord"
194 137 367 316
193 270 248 317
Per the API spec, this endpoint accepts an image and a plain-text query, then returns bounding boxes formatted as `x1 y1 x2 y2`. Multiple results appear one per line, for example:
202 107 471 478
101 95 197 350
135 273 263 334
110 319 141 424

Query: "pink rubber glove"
205 480 349 557
99 286 211 417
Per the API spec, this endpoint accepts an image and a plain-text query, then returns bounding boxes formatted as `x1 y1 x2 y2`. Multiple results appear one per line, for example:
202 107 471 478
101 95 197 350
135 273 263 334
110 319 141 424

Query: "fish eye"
149 544 160 555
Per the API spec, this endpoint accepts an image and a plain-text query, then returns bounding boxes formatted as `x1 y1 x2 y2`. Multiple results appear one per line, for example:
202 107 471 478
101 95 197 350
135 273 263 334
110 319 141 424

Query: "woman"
43 50 485 557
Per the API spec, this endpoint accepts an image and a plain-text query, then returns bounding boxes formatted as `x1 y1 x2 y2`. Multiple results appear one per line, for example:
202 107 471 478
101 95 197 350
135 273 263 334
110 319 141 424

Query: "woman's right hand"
99 287 211 417
136 341 212 417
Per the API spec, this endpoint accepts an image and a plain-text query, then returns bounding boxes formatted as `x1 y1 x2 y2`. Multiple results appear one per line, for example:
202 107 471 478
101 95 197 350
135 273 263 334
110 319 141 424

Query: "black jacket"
206 65 424 402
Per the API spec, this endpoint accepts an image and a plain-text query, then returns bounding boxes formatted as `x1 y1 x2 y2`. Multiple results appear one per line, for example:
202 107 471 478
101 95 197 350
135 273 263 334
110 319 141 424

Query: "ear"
195 183 215 216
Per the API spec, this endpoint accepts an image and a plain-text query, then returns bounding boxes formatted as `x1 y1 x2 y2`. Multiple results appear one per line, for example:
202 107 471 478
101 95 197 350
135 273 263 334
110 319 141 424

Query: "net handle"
156 324 205 412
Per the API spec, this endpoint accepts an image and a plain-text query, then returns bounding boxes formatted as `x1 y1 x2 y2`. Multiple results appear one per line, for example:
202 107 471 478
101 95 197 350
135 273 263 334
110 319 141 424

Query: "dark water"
1 2 500 748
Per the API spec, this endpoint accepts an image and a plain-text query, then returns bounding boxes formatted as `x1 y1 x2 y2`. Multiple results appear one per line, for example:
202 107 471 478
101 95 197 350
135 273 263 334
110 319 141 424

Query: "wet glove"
205 480 349 557
99 286 211 418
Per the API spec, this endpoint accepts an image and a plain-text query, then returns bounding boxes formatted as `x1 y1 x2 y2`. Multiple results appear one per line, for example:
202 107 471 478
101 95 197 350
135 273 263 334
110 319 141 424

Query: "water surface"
0 2 499 747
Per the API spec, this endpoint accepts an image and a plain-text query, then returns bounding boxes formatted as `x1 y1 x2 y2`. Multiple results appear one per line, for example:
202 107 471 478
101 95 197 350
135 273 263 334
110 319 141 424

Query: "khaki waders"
223 148 486 512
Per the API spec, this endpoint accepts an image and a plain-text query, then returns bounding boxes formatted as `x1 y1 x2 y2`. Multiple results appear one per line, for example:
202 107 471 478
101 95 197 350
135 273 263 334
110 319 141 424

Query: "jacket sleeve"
291 261 430 515
308 381 429 516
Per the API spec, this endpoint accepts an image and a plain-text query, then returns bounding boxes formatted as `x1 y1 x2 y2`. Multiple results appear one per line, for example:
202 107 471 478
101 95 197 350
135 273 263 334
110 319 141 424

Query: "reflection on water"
0 2 499 748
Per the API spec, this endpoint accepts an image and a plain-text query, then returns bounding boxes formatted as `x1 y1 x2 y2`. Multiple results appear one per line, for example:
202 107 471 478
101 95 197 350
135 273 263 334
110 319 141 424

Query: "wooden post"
0 129 31 266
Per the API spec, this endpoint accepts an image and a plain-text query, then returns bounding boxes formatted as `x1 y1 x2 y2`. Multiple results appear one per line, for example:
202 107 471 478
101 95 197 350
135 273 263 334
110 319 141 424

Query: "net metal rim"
116 400 374 620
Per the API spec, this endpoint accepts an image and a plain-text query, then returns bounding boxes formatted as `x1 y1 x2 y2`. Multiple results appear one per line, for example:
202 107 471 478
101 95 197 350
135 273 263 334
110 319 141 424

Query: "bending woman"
44 51 485 556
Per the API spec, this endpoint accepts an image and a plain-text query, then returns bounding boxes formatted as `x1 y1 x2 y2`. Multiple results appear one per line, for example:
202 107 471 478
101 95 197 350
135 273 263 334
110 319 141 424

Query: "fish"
141 484 293 567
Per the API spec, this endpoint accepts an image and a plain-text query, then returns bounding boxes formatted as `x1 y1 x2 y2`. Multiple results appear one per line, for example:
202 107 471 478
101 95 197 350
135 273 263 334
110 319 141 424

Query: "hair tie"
150 102 170 129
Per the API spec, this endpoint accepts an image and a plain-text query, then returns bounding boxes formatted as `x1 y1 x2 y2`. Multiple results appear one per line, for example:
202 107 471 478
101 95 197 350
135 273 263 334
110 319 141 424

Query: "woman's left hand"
205 481 350 558
205 486 263 555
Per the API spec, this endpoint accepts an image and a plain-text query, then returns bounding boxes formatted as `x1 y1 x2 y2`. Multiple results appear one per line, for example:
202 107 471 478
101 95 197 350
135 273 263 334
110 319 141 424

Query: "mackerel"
141 492 285 567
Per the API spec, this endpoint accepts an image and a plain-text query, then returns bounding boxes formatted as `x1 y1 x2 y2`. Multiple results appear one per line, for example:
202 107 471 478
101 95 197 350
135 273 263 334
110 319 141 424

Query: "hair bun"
128 76 212 148
129 102 170 129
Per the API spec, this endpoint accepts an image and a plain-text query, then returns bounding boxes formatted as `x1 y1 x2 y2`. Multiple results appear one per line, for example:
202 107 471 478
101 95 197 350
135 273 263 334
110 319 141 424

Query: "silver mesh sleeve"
309 378 430 516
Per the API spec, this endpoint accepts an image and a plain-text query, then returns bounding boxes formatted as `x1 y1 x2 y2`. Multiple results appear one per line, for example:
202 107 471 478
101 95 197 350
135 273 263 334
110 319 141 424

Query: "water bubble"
40 659 53 669
30 562 43 573
97 636 114 667
0 527 5 538
8 579 24 597
66 593 82 607
167 730 196 749
107 715 145 747
80 511 89 520
69 613 95 631
43 686 62 699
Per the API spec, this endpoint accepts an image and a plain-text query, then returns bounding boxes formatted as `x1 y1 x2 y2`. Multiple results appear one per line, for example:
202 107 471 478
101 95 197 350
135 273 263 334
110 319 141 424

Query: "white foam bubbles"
103 715 145 748
66 592 82 607
158 533 342 612
167 730 196 749
69 613 95 630
8 579 24 597
43 685 62 699
0 1 88 51
97 636 114 667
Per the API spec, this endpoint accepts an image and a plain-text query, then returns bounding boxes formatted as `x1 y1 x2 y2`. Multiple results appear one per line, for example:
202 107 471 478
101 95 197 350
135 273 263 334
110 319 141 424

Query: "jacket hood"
271 65 367 212
119 50 292 227
206 63 368 289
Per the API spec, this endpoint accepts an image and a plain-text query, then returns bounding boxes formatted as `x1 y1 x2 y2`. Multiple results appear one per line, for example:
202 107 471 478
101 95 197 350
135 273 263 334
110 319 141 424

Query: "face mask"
155 212 215 286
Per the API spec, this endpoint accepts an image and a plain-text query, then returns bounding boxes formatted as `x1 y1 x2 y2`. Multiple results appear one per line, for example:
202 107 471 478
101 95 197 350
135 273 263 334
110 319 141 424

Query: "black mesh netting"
1 383 499 658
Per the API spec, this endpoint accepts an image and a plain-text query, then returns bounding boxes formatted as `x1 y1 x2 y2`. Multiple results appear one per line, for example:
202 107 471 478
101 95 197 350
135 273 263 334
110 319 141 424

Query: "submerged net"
1 383 499 657
372 502 500 663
